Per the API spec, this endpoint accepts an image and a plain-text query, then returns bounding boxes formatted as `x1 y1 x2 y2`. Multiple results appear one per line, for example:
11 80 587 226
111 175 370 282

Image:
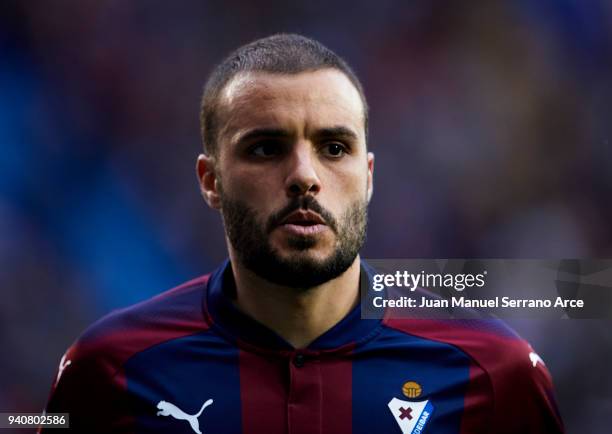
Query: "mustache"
266 196 338 234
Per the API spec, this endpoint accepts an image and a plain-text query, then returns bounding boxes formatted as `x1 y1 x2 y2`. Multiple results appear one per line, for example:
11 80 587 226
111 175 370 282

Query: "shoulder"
41 275 213 432
383 317 543 382
383 317 564 433
61 274 212 381
383 315 528 358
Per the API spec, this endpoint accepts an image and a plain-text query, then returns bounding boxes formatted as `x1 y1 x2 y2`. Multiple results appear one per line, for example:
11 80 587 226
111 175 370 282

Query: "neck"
228 253 362 349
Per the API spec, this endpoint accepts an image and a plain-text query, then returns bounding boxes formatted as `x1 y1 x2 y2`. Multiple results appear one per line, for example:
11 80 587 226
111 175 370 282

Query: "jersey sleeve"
38 340 129 434
488 340 564 434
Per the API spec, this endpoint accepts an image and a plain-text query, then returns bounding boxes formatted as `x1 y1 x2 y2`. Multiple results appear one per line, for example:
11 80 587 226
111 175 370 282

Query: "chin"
285 247 338 265
276 235 332 254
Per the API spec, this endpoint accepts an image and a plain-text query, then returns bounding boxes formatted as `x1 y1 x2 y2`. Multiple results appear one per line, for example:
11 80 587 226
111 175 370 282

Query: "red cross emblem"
399 406 413 420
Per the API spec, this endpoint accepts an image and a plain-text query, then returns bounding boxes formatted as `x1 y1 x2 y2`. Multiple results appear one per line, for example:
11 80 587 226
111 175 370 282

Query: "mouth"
278 210 328 236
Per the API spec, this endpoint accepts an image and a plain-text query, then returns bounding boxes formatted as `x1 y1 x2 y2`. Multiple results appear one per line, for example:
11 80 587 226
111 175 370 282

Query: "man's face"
201 69 374 288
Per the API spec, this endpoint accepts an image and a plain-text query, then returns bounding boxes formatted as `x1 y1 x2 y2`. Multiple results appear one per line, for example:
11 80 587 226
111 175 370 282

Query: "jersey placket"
287 351 322 434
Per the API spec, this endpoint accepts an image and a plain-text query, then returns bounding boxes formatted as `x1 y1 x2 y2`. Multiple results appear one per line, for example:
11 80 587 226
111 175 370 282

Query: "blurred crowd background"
1 0 611 432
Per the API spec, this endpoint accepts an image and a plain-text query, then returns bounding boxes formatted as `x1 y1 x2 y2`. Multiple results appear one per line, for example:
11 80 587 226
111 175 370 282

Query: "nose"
285 142 321 197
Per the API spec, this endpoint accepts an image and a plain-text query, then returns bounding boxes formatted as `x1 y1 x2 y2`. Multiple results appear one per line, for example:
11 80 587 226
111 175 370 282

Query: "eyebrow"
312 126 359 142
234 128 292 145
234 125 359 145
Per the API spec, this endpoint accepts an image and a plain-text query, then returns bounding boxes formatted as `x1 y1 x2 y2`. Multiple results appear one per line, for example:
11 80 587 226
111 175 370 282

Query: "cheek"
221 167 282 209
321 164 368 203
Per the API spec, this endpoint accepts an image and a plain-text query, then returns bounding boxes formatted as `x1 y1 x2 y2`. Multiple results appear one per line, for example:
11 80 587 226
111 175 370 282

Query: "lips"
281 210 326 226
278 210 328 236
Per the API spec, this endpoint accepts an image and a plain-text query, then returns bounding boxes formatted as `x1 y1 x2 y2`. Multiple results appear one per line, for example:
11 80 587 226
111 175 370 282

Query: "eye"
321 142 347 158
250 141 282 157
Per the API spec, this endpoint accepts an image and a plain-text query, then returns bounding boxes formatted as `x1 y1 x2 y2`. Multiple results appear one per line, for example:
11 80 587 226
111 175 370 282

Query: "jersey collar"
204 259 383 352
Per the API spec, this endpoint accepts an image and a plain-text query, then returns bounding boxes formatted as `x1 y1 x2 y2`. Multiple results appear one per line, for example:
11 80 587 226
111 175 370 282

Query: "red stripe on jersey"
287 353 321 434
239 349 287 434
320 353 353 434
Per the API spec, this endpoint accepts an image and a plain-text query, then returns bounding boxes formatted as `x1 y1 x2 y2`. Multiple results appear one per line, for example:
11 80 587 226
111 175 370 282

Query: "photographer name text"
373 295 584 309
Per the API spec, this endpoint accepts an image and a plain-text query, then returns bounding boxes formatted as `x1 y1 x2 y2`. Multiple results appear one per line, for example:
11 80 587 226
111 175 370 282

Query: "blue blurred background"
1 0 611 432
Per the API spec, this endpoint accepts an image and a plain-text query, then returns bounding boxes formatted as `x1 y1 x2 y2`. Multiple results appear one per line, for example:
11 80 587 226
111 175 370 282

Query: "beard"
220 193 367 289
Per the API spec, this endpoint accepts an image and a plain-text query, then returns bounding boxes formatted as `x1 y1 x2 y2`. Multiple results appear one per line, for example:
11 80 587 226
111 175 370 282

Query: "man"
42 34 564 434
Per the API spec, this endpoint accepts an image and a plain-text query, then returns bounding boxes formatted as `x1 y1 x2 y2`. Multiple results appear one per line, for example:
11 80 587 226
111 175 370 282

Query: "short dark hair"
200 33 368 156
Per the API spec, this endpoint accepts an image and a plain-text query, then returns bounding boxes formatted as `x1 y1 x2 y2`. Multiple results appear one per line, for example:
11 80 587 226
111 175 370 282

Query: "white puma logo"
55 354 72 386
529 351 545 368
156 398 213 434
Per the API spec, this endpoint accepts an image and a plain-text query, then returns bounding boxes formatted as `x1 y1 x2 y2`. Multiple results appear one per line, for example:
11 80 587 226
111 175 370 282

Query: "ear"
196 154 221 209
366 151 374 203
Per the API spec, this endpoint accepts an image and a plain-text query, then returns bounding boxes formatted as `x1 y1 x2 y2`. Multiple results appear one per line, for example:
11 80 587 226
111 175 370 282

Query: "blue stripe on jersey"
352 326 470 434
125 330 242 434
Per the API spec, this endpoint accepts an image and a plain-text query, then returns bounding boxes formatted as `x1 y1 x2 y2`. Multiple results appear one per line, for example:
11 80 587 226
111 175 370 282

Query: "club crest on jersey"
402 381 422 398
388 397 434 434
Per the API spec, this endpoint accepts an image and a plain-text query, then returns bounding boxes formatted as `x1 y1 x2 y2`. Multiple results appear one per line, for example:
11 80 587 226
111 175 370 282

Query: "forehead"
217 69 366 142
